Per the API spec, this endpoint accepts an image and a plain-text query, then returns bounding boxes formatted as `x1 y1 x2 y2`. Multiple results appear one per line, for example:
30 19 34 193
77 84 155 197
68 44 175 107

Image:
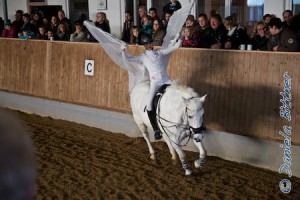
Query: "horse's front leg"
193 132 206 168
172 144 192 176
162 134 177 162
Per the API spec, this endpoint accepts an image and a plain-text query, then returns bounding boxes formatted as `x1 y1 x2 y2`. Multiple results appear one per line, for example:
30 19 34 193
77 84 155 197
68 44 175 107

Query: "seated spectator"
47 30 55 40
141 15 153 37
182 26 198 48
130 26 142 45
121 11 133 43
0 17 4 36
95 12 111 33
224 15 249 49
42 17 50 31
19 29 30 39
151 18 166 46
49 16 59 36
2 20 18 38
37 26 47 40
163 0 181 14
267 17 299 52
208 14 228 49
183 15 200 41
282 10 300 37
197 13 213 48
149 7 159 20
58 9 72 33
12 10 24 34
70 21 87 42
57 23 70 41
249 21 269 50
162 10 173 29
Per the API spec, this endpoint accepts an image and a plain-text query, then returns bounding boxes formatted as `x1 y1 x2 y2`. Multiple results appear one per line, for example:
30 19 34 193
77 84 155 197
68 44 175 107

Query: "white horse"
130 81 207 175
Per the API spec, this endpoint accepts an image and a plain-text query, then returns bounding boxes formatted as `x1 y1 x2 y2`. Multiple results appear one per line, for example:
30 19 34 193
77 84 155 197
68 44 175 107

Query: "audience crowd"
1 0 299 52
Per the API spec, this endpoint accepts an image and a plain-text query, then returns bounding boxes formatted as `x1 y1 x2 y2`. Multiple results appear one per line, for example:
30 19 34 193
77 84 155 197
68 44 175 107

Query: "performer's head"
141 34 153 50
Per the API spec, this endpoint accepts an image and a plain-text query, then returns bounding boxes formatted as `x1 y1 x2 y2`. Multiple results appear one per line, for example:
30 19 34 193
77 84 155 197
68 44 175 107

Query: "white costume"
122 39 182 111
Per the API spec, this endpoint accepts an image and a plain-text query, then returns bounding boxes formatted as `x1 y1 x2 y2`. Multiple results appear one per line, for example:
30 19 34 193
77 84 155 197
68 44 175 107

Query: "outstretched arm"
158 34 182 55
121 45 141 63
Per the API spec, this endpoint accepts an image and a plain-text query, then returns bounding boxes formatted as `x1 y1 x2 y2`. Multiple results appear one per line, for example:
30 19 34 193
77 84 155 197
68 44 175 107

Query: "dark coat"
267 28 299 52
250 35 269 50
227 25 249 49
209 24 228 49
163 1 182 13
121 20 133 43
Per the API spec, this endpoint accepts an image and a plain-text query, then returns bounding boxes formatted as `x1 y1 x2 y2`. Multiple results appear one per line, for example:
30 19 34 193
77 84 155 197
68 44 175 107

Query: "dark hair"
149 7 157 13
210 14 222 23
282 10 293 17
268 17 283 29
263 14 272 21
198 13 208 20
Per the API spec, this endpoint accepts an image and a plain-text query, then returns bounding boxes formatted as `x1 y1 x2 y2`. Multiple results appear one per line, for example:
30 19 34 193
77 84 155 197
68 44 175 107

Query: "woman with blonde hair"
249 21 269 50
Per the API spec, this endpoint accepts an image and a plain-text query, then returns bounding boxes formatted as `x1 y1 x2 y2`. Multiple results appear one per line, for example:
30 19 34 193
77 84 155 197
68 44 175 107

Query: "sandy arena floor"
10 110 300 199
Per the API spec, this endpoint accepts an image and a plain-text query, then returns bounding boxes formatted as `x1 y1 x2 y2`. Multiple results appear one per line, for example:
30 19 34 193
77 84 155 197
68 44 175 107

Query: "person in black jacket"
209 14 228 49
196 13 213 48
163 0 181 14
249 21 269 50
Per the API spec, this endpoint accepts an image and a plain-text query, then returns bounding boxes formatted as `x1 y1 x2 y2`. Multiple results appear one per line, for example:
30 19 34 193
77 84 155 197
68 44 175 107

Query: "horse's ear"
199 94 207 103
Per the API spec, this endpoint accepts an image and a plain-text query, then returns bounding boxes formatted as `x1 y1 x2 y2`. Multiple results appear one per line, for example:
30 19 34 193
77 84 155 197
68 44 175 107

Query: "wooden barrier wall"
0 38 299 144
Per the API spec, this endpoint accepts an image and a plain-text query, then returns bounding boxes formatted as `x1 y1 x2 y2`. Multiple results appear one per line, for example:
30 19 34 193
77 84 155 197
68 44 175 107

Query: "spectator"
267 17 299 52
21 13 35 35
57 23 70 41
249 21 269 50
138 6 148 28
12 10 24 34
163 0 181 14
209 14 228 49
32 11 43 28
224 15 249 49
58 9 72 33
42 17 50 31
121 11 133 43
282 10 300 36
182 26 198 48
47 29 55 40
162 10 173 28
141 15 153 37
95 12 110 33
197 13 213 48
49 16 59 36
151 18 166 46
1 20 18 38
0 17 4 36
183 15 200 41
37 26 47 40
19 29 30 39
0 110 37 200
149 7 159 20
263 14 273 25
70 21 87 42
130 26 142 45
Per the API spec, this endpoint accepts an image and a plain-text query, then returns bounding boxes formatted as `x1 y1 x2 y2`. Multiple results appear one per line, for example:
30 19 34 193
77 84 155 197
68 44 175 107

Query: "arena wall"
0 38 299 144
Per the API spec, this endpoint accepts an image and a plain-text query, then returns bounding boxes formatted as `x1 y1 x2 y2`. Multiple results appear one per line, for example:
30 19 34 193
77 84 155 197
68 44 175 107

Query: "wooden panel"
0 38 299 144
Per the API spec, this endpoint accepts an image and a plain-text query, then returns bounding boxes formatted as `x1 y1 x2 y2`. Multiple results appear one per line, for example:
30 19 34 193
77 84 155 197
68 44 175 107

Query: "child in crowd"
37 26 47 40
130 26 142 45
2 21 17 38
57 23 70 41
47 30 55 40
19 29 30 39
182 26 198 47
141 15 153 36
70 22 87 42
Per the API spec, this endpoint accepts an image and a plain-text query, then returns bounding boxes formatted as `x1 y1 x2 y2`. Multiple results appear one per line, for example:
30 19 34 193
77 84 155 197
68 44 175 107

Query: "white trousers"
146 79 172 111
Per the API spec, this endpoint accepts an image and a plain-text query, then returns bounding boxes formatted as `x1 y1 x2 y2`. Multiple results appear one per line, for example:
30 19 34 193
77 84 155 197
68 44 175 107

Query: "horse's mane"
168 81 199 99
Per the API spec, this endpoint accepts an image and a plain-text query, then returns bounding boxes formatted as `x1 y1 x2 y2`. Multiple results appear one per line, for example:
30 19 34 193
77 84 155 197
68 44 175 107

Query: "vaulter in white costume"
121 35 182 140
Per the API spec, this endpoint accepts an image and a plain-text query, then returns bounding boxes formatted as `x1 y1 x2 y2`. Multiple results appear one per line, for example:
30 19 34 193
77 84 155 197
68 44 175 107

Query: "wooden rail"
0 38 299 144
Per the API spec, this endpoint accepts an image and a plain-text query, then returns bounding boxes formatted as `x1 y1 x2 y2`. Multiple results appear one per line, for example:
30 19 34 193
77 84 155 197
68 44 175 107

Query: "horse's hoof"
185 169 192 176
150 154 156 160
194 158 205 168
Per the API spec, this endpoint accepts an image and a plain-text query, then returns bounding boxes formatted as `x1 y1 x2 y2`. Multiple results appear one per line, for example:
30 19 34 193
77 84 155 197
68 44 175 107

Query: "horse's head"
182 94 207 134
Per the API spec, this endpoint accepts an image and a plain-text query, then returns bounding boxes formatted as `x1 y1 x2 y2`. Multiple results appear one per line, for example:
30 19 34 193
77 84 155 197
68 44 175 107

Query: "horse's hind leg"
162 134 177 162
137 122 156 160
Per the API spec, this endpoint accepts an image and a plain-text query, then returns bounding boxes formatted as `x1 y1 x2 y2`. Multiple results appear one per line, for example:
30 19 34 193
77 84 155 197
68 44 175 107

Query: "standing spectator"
163 0 182 14
21 13 35 35
49 16 59 36
32 11 43 28
58 9 72 33
149 7 159 20
282 10 300 37
141 15 153 37
70 21 87 42
162 10 173 29
197 13 213 48
263 14 273 25
42 17 50 31
151 18 166 46
267 17 299 52
224 15 249 49
0 17 4 36
95 12 110 33
182 26 198 48
249 21 269 50
138 6 148 28
209 14 228 49
121 11 133 43
12 10 24 34
57 23 70 41
1 20 18 38
37 26 47 40
130 26 142 45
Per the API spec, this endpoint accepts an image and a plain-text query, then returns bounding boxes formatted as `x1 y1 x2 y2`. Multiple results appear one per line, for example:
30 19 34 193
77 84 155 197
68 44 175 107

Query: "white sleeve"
158 39 182 55
122 51 141 63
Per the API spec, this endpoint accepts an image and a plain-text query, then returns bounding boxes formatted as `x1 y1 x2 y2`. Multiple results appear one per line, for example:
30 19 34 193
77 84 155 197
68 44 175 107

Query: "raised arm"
158 34 182 55
121 45 141 63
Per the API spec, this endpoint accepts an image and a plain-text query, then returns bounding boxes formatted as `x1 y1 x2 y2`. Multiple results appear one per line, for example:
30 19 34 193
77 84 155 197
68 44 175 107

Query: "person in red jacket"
1 21 18 38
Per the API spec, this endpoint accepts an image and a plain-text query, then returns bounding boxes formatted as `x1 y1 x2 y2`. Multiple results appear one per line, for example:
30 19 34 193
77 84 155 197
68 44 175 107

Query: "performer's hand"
121 44 127 51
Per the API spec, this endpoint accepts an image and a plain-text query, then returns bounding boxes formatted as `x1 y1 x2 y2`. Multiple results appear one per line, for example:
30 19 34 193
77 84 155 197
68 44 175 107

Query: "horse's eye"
188 116 193 119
